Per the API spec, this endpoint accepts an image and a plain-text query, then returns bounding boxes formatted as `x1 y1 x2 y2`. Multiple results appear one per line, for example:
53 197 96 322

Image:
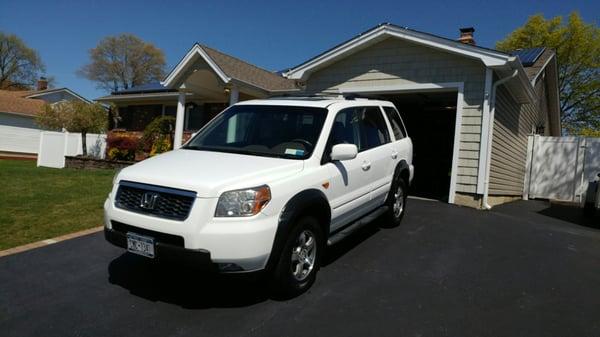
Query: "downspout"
483 69 519 209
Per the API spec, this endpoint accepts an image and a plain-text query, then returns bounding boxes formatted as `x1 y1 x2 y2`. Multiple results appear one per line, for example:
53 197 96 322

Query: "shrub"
141 116 175 156
106 134 139 161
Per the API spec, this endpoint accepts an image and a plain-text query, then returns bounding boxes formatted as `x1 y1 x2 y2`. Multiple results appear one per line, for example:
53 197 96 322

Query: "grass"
0 159 115 250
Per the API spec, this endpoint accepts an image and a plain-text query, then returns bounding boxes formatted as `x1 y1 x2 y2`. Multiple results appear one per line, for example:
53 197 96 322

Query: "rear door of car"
357 106 395 204
323 106 375 231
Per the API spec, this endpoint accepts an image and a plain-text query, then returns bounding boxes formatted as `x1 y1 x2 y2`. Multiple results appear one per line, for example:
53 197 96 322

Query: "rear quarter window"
383 106 407 140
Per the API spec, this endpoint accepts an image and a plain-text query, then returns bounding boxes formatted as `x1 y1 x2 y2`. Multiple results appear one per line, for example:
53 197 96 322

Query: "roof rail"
266 94 339 100
342 93 373 100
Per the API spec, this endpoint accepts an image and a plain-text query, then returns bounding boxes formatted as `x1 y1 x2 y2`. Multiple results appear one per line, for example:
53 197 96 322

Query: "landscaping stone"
65 156 133 170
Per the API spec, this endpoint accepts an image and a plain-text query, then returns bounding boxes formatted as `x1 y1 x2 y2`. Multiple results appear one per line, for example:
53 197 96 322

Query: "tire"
269 216 323 299
383 173 408 227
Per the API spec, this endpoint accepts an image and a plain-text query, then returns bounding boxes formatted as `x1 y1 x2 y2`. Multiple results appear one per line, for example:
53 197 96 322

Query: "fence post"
523 134 535 200
36 132 44 167
61 131 69 168
577 137 587 203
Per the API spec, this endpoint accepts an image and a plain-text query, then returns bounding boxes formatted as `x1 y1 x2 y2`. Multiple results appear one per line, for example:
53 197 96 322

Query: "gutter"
482 69 519 210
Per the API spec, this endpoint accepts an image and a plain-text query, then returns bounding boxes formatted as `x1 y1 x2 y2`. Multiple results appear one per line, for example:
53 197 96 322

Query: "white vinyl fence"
0 125 41 154
525 135 600 203
37 131 106 168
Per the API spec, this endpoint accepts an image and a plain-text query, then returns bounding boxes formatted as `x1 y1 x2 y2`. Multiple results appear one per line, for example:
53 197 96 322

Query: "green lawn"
0 159 115 250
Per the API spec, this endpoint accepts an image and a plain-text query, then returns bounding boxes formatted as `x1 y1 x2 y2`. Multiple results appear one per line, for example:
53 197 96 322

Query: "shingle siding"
303 37 487 194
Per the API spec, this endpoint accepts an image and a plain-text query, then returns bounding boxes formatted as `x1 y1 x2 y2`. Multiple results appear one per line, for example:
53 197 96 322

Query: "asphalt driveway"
1 199 600 337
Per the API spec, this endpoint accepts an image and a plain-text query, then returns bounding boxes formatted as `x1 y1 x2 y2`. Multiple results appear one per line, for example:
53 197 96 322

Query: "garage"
379 91 458 201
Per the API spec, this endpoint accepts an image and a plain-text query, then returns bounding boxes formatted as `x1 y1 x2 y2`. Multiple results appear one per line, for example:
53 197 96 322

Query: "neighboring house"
96 23 560 209
0 78 91 157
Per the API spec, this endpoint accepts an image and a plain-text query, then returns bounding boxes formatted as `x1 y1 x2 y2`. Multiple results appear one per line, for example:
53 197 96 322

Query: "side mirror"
330 144 358 161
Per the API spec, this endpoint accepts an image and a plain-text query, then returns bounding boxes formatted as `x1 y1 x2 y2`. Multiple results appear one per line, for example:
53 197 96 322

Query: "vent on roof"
511 47 546 67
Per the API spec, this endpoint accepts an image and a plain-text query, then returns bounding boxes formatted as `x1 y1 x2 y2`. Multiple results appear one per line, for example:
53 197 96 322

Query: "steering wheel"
290 138 313 150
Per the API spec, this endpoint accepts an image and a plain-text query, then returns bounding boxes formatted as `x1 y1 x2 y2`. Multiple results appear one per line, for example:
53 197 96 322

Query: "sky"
1 0 598 101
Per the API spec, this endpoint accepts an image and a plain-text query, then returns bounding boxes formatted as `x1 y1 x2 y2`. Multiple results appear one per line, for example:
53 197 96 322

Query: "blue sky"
1 0 597 100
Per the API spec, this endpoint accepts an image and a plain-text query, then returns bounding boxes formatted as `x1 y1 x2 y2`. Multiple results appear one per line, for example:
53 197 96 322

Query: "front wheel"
269 216 323 299
383 175 408 227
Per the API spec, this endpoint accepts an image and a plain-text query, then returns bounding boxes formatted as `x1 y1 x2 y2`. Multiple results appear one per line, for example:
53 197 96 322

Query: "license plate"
126 232 155 258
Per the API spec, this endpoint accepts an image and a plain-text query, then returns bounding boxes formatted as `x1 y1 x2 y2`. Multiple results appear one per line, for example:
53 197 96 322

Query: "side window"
383 106 406 140
358 106 390 151
322 106 391 163
323 108 362 160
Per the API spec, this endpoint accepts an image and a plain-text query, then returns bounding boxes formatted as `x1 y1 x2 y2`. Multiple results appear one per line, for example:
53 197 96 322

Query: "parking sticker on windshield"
285 148 305 156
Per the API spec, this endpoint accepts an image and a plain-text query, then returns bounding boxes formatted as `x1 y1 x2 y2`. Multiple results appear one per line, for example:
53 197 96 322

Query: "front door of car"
324 107 375 232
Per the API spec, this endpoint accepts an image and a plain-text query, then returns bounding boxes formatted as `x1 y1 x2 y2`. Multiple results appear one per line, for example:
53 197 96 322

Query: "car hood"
117 149 304 197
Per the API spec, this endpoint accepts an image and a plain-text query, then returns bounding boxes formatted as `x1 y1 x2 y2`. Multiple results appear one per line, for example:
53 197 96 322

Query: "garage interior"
377 91 458 201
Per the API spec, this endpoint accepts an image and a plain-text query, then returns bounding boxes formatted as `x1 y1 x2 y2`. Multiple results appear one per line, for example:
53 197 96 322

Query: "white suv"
104 97 413 297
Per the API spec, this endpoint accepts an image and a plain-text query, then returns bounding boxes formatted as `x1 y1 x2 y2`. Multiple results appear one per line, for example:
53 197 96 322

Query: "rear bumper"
104 227 214 269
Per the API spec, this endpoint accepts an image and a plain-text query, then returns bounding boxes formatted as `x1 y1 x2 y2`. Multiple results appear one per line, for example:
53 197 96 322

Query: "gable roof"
25 87 92 104
283 23 544 105
0 90 45 117
283 23 515 80
162 44 297 92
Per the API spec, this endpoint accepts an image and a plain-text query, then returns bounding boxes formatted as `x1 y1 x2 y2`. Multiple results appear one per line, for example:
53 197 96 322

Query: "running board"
327 206 388 246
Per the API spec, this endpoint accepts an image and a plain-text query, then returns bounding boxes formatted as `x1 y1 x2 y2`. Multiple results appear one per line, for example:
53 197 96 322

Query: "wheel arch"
395 160 411 187
266 188 331 271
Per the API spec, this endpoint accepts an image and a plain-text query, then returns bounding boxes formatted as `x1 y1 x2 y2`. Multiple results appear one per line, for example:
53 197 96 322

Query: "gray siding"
304 37 487 193
0 112 38 129
489 78 547 195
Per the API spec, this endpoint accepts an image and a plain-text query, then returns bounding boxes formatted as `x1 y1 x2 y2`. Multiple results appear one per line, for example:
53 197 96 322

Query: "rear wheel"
270 216 323 298
383 173 408 227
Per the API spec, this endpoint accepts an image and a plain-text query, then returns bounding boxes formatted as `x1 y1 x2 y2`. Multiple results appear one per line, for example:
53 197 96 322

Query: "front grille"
115 181 196 220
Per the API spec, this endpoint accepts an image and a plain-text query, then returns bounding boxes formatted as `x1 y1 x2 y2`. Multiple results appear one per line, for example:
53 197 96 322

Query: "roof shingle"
200 45 298 91
0 90 45 117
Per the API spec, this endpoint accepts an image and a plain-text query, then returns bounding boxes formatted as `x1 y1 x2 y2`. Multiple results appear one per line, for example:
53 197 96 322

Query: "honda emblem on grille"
140 192 159 209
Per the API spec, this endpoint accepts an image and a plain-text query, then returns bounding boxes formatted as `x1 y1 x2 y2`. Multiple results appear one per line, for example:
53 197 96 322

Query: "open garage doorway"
379 91 458 201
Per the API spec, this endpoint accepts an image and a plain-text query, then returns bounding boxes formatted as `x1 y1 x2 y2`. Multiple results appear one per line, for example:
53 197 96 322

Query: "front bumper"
104 227 213 268
103 194 277 272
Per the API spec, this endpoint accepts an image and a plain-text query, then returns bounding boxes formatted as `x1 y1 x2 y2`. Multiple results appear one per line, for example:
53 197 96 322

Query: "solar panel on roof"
510 47 546 67
112 82 171 95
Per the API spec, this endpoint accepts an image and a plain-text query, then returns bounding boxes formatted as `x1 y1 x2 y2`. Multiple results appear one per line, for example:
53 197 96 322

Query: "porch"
96 44 298 149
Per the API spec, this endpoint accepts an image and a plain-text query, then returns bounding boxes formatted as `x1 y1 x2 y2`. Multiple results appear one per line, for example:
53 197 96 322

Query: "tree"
496 12 600 135
78 34 166 93
0 32 45 89
37 101 108 156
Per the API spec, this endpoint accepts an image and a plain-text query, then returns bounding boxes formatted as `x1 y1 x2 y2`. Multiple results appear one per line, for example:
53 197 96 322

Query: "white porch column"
226 86 239 143
174 91 186 149
229 85 239 106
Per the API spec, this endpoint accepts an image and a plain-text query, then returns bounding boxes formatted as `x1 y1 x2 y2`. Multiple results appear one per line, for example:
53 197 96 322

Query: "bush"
106 135 139 161
141 116 175 156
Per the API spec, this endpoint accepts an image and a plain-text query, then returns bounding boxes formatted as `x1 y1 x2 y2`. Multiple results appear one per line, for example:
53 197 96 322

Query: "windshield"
184 104 328 159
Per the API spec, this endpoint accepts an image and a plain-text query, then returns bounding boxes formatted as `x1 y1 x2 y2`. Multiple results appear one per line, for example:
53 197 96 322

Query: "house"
95 23 561 209
0 77 91 157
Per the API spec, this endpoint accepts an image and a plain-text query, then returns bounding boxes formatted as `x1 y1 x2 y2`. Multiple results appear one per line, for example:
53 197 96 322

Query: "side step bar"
327 206 388 246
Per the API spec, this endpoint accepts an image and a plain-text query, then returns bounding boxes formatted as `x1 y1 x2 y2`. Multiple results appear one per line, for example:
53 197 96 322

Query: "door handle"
361 161 371 171
391 151 398 159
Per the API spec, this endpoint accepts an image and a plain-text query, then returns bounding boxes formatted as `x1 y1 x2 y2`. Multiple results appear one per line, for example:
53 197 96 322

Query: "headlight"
215 185 271 217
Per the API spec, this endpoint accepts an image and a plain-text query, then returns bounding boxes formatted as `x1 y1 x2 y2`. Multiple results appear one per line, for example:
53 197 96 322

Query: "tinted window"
184 105 327 159
360 106 390 150
324 106 390 159
383 106 406 140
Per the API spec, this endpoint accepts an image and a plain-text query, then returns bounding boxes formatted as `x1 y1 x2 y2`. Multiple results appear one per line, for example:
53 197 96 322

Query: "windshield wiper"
181 145 204 151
